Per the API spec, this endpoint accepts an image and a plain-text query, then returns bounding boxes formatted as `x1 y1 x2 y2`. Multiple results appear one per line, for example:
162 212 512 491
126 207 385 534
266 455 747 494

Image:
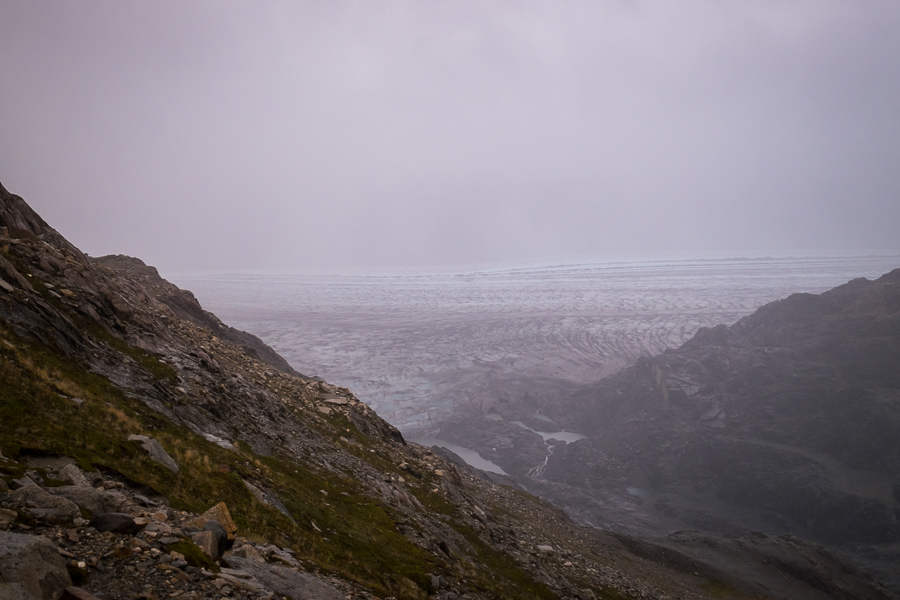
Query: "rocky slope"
0 179 896 600
437 267 900 592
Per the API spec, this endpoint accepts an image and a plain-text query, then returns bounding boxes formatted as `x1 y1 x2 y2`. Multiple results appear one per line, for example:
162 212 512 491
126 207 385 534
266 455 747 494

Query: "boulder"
224 556 345 600
202 520 229 556
88 513 142 535
0 531 72 600
46 487 123 516
227 545 264 563
127 435 178 473
190 530 220 560
8 484 80 523
0 510 17 529
0 583 34 600
56 465 89 488
187 502 236 542
60 588 102 600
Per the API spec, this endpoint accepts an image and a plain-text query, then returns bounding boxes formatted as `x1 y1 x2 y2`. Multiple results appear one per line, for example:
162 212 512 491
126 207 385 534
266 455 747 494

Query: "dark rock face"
88 513 141 535
537 270 900 545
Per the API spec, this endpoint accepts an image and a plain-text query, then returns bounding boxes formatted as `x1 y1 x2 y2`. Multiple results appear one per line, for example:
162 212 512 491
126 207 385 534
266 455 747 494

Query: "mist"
1 1 898 273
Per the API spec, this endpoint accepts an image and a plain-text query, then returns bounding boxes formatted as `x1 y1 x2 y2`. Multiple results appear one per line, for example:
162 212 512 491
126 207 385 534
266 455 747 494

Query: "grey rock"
57 465 89 488
0 583 34 600
0 510 17 528
59 588 102 600
224 556 345 600
127 435 179 473
227 545 264 563
0 531 72 600
88 513 141 535
202 520 229 556
8 484 80 523
0 255 33 293
202 433 235 451
243 480 266 505
45 486 123 516
22 472 43 487
133 495 157 507
191 530 219 560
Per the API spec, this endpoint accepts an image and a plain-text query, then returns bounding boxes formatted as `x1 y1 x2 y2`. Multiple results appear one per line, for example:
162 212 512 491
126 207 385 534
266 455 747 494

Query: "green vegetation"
449 522 557 600
700 579 761 599
169 539 219 572
0 320 435 599
0 243 567 600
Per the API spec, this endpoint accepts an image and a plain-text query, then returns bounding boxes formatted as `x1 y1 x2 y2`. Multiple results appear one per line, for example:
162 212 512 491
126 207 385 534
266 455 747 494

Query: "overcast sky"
1 1 898 274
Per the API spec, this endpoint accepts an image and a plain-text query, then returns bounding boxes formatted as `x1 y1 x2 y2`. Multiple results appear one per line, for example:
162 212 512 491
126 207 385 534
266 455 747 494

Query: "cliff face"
0 180 896 600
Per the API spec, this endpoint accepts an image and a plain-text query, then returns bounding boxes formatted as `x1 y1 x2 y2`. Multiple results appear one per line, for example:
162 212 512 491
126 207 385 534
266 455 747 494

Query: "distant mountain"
439 266 900 590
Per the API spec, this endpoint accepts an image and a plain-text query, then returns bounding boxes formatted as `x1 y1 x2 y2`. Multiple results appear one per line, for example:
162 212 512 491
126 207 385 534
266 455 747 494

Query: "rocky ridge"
1 179 896 600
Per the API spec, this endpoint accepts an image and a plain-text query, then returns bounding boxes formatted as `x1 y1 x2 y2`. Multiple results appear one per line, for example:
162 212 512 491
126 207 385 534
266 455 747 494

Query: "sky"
1 1 898 274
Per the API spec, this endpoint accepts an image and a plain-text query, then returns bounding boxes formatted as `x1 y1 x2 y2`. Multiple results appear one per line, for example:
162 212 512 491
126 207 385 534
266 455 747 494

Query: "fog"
1 1 899 273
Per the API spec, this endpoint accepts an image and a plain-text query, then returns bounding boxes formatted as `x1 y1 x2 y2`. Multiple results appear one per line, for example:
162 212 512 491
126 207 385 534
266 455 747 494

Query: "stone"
537 545 554 554
242 480 267 505
187 503 236 542
0 583 35 600
57 465 89 488
0 531 72 600
8 484 80 523
202 520 229 556
45 487 123 516
127 435 179 473
224 557 345 600
60 588 102 600
88 513 142 535
0 510 17 528
190 530 219 560
202 434 235 451
227 545 264 563
23 472 43 487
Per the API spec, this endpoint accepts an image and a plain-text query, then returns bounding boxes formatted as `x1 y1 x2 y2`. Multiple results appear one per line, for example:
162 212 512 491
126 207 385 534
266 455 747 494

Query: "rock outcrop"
0 530 72 600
